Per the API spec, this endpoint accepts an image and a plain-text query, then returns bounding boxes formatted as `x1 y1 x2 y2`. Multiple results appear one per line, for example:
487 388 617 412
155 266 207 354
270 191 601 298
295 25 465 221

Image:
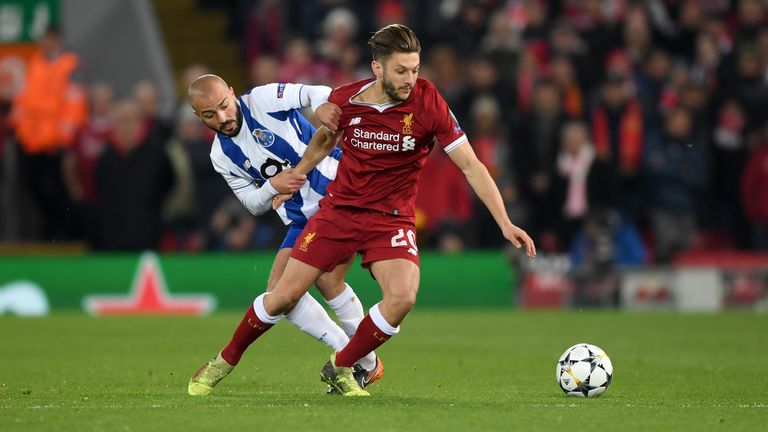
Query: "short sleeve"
328 86 345 106
428 85 467 153
246 83 308 112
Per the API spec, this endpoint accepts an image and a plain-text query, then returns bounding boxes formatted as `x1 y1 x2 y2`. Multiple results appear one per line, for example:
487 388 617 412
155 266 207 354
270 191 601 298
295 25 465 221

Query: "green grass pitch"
1 310 766 431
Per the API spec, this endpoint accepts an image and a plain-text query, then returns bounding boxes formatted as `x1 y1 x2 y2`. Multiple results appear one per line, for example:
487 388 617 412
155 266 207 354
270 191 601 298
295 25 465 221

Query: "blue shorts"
279 223 306 249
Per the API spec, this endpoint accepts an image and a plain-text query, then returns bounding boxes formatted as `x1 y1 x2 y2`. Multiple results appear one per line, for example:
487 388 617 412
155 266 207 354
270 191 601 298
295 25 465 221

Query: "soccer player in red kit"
223 24 536 396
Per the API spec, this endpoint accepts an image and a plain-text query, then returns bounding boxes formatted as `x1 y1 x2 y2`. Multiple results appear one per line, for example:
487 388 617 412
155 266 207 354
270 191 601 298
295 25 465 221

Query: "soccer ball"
556 343 613 397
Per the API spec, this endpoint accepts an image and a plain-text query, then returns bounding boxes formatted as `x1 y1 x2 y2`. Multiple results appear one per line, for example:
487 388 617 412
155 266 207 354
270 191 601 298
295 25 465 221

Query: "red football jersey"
326 77 467 217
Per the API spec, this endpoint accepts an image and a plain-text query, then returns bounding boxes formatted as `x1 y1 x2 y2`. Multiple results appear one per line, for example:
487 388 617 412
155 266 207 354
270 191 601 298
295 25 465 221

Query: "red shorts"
290 204 420 272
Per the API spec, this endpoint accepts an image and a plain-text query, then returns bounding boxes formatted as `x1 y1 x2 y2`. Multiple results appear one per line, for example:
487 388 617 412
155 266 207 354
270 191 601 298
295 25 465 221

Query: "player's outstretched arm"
272 126 340 209
448 142 537 258
294 126 341 176
224 168 306 216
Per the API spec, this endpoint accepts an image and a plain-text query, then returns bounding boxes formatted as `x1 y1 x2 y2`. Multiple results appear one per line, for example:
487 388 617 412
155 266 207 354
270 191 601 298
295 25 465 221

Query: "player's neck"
355 80 396 105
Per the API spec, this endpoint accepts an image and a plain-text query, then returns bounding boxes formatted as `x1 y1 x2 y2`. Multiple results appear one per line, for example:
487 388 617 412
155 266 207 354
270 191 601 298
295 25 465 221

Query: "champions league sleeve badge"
252 129 276 147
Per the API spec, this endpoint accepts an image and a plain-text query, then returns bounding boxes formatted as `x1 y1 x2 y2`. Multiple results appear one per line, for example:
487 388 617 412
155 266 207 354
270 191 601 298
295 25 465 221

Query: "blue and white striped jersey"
209 83 341 225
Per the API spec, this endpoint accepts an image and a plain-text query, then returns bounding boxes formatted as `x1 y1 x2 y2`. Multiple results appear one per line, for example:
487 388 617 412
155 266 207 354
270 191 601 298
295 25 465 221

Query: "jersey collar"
348 80 404 113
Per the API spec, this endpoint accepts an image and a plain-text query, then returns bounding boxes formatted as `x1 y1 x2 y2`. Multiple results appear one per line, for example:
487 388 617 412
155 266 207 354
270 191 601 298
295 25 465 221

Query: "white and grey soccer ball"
556 343 613 397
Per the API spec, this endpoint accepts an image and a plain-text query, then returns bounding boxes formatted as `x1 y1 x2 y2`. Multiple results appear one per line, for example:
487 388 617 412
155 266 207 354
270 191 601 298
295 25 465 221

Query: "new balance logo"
349 117 361 125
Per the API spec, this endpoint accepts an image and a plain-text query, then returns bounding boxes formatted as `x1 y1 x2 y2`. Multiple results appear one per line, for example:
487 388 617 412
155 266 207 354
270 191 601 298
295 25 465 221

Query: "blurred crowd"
2 0 768 266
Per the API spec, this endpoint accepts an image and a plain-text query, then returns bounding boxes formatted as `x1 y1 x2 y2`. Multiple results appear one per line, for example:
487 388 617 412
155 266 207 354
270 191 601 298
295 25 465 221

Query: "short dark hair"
368 24 421 63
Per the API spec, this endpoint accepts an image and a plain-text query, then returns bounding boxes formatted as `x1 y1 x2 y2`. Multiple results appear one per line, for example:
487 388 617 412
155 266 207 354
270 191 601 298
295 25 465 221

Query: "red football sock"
335 315 391 367
220 305 274 365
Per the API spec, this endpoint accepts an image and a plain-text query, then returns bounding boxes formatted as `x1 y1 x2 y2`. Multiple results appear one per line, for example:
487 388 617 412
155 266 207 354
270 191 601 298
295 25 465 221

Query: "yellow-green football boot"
188 354 234 396
320 353 370 397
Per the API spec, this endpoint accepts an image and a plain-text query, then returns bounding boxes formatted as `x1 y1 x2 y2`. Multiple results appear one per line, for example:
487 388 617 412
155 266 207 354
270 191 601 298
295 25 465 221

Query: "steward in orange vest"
10 28 87 154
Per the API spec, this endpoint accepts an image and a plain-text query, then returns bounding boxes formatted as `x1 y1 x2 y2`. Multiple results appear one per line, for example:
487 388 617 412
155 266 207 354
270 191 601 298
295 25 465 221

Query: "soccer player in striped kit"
185 75 382 396
210 24 537 397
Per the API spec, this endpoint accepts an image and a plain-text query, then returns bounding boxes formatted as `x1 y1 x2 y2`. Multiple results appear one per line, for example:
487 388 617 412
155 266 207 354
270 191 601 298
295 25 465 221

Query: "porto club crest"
252 128 276 147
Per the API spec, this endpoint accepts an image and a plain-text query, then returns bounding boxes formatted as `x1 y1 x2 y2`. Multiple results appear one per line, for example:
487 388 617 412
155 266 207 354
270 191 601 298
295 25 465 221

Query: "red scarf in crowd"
591 101 643 172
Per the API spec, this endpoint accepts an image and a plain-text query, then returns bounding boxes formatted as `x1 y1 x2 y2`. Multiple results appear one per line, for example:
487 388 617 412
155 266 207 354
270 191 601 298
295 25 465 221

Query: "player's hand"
272 193 292 209
269 168 306 194
314 102 341 133
503 224 536 258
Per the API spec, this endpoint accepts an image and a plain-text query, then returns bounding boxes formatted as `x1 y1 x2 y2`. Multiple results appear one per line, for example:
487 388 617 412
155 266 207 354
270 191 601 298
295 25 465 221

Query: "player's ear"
372 60 383 78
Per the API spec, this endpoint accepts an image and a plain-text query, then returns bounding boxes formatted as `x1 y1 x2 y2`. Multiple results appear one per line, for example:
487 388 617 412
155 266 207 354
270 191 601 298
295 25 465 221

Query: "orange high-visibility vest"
10 51 87 154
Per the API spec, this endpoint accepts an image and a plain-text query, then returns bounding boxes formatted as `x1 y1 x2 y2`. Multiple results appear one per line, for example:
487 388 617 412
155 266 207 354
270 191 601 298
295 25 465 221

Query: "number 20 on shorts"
391 228 418 256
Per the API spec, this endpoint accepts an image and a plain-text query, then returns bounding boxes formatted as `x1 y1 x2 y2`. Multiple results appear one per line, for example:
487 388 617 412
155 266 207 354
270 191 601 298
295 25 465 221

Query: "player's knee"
281 290 305 310
386 290 417 314
265 289 302 314
401 290 418 311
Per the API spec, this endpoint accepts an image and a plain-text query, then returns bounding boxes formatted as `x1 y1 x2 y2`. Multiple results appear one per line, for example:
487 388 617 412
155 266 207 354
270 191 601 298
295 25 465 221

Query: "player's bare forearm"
448 143 536 257
465 159 512 229
293 126 340 176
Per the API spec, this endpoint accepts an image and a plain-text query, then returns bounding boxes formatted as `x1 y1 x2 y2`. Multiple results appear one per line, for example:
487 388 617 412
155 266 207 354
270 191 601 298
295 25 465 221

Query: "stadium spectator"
207 196 266 251
62 83 115 243
550 55 584 119
455 55 513 128
424 44 465 108
63 83 114 205
481 9 522 80
9 25 87 240
166 106 230 250
621 5 652 67
162 107 198 251
327 44 367 89
740 126 768 250
668 0 707 62
548 18 594 91
133 80 173 144
733 0 766 50
711 100 751 247
415 148 473 249
277 37 331 85
243 0 286 67
467 95 515 248
570 208 646 271
590 73 645 225
512 80 566 248
315 7 358 66
569 208 646 306
643 107 707 263
553 121 596 247
92 101 174 250
634 48 672 120
248 55 279 87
